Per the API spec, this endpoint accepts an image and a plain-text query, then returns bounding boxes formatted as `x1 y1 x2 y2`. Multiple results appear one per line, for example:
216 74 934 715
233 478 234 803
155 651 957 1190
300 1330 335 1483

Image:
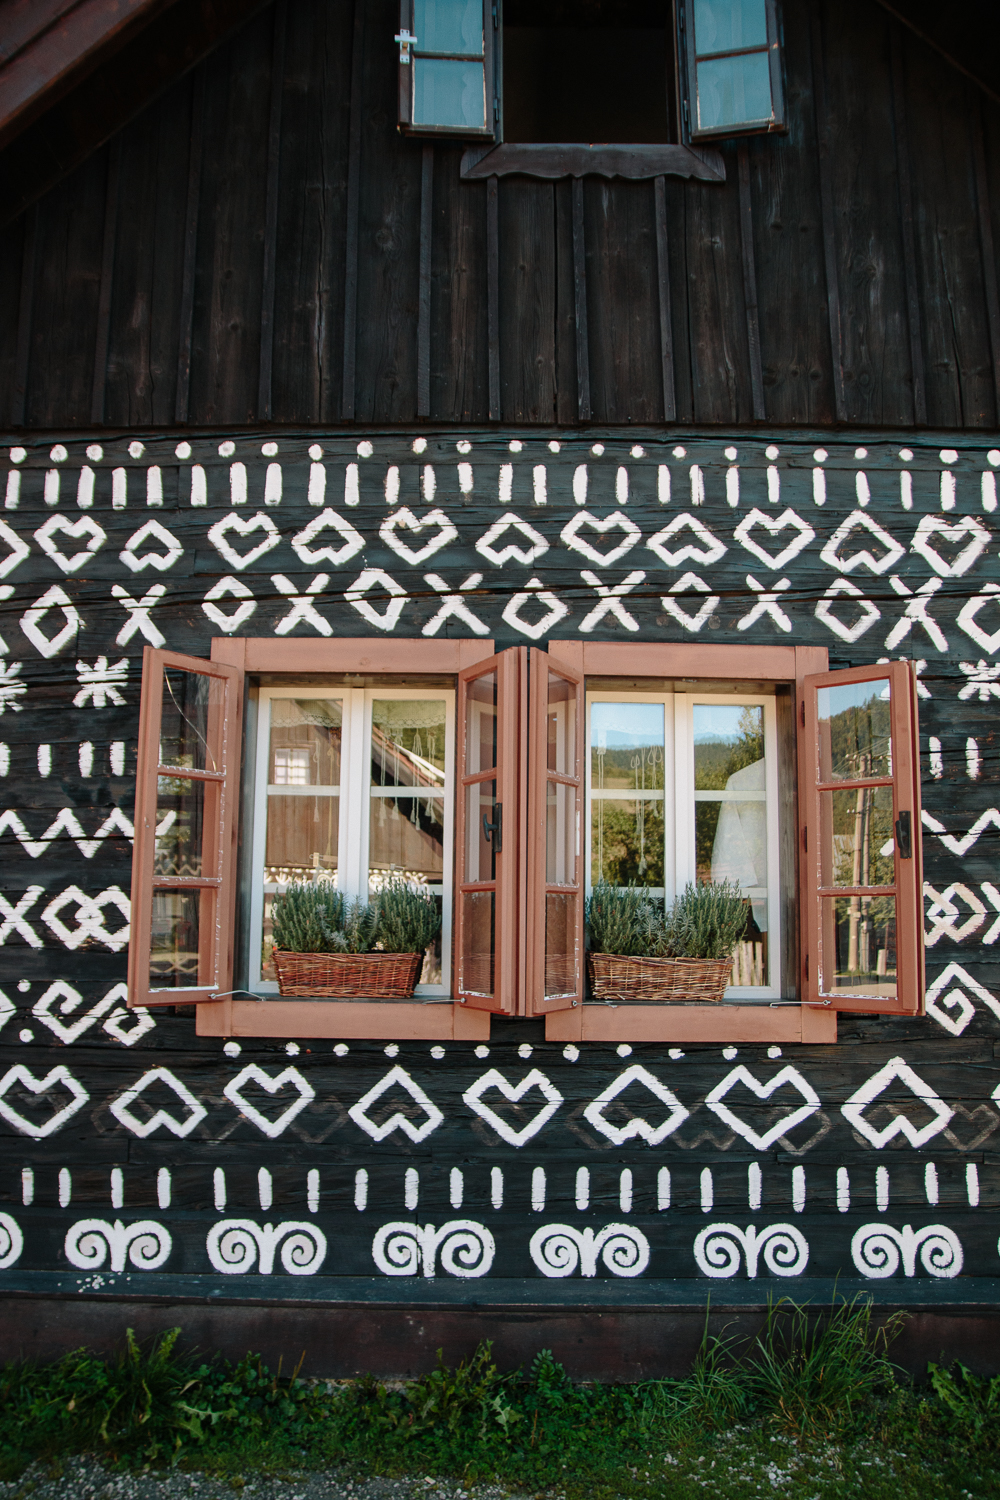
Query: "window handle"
483 805 502 854
395 28 416 61
895 811 912 860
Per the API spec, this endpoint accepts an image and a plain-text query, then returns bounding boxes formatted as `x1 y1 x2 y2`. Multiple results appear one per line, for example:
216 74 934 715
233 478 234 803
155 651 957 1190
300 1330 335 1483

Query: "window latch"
895 810 912 859
395 28 416 62
483 805 502 854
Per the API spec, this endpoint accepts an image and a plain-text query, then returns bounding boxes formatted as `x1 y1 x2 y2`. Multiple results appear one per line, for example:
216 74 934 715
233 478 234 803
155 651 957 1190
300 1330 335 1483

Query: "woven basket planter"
587 952 733 1004
273 950 423 998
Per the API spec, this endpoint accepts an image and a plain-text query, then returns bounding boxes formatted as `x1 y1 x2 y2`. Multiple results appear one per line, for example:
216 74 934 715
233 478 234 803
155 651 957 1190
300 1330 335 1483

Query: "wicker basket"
273 950 423 998
587 952 733 1004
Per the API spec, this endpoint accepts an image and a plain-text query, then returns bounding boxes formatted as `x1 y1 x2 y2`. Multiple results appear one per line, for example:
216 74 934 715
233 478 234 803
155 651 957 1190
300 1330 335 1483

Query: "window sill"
544 1005 837 1044
460 142 725 182
196 1000 490 1041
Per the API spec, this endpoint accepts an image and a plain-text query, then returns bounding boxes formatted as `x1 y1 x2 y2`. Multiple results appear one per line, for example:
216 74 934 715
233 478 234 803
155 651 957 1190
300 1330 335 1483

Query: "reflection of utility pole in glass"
596 734 606 878
631 745 663 878
847 749 871 973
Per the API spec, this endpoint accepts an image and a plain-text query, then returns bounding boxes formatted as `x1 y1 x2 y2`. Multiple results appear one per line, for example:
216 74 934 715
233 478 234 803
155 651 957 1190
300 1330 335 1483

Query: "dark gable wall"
0 0 999 430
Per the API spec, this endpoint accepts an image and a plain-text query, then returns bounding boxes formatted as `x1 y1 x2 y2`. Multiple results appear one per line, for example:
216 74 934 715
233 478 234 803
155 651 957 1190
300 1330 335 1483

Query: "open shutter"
397 0 496 138
800 660 923 1016
526 649 584 1014
679 0 785 142
455 648 522 1012
128 647 243 1008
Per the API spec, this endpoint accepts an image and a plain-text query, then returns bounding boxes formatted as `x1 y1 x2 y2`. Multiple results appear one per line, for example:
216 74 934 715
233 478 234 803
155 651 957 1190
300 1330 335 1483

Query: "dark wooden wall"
2 0 1000 433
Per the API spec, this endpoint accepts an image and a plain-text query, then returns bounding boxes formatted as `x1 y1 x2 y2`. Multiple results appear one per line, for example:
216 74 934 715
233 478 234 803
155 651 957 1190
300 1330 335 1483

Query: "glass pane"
694 0 767 55
696 50 772 130
546 781 577 886
547 673 577 776
370 795 444 881
466 671 497 774
262 893 276 984
693 704 763 789
371 699 446 786
413 57 486 129
418 896 444 986
590 702 664 788
461 890 495 996
817 679 892 783
820 895 898 1000
414 0 482 54
269 699 341 785
697 795 767 908
591 796 664 887
265 795 339 883
819 787 895 889
150 890 206 988
465 780 497 883
545 891 578 999
155 776 214 879
160 668 224 771
731 904 768 988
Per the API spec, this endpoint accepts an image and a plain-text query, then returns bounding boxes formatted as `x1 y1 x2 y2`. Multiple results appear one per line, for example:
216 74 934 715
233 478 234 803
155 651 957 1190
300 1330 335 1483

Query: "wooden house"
0 0 999 1375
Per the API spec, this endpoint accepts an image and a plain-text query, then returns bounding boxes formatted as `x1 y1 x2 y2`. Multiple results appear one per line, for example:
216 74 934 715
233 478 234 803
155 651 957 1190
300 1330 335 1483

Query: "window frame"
398 0 497 140
678 0 786 143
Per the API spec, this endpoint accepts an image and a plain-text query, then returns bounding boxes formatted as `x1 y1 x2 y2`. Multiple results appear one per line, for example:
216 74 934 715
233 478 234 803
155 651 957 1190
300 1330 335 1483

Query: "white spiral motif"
205 1219 327 1276
371 1220 495 1278
206 1220 261 1275
435 1221 496 1279
372 1222 423 1277
529 1223 651 1279
275 1223 327 1276
64 1218 171 1274
852 1223 963 1280
0 1211 23 1268
693 1223 809 1279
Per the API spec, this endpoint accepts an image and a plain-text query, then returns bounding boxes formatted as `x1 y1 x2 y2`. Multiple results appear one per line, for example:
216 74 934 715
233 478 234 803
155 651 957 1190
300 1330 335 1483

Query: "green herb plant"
586 877 747 961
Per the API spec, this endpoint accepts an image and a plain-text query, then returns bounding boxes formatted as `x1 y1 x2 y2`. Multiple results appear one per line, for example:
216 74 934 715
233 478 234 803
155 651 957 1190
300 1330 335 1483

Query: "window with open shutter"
128 647 243 1009
398 0 496 137
679 0 785 141
800 660 924 1017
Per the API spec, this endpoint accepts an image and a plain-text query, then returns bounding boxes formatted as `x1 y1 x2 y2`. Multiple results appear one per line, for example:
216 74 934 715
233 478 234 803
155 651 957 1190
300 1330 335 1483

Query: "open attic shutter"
454 648 522 1011
128 647 244 1008
526 649 584 1014
397 0 496 137
800 659 924 1016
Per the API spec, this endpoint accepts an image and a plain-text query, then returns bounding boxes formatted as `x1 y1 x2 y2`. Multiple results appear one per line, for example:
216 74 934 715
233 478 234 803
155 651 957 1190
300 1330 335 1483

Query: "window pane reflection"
466 673 497 773
821 895 897 999
547 673 576 776
591 797 664 888
150 890 205 988
696 51 772 130
461 890 495 996
160 669 222 771
694 0 767 54
817 679 891 782
155 776 211 879
269 699 341 785
466 780 498 883
820 787 895 889
546 781 576 886
414 0 483 54
413 58 486 129
265 795 339 883
370 795 444 880
545 891 578 999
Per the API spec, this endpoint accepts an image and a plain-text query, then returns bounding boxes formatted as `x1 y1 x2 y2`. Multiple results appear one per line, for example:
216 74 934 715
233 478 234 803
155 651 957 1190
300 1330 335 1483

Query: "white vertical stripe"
449 1167 463 1209
404 1167 419 1210
44 470 60 507
726 466 740 507
767 466 780 504
213 1167 226 1212
940 470 956 511
58 1168 71 1208
924 1162 939 1206
967 738 981 779
982 472 997 512
146 466 163 506
573 464 588 506
748 1162 762 1211
812 468 826 506
575 1167 590 1210
190 465 207 506
700 1168 713 1213
499 464 513 504
308 462 326 506
616 466 628 504
111 1167 124 1209
792 1166 805 1214
657 1167 671 1211
967 1163 980 1207
836 1167 850 1213
657 464 670 504
690 464 705 506
900 470 913 510
264 462 282 506
533 465 546 505
5 472 20 509
531 1166 546 1211
21 1168 33 1206
619 1169 633 1213
929 738 943 779
258 1168 272 1211
37 745 51 777
79 742 93 776
355 1168 368 1211
855 471 870 507
385 465 400 504
458 462 473 494
157 1168 171 1210
491 1166 503 1209
422 464 436 501
230 462 247 504
345 463 360 506
76 467 95 509
876 1165 889 1212
307 1169 320 1214
112 468 127 510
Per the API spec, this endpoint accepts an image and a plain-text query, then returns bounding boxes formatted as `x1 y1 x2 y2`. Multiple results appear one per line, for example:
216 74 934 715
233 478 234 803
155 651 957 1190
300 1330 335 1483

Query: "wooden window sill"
196 1000 490 1041
544 1005 837 1044
460 142 725 181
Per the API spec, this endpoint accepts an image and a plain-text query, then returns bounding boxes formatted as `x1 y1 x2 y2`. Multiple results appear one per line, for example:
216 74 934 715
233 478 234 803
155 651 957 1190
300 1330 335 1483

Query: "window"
129 640 923 1044
398 0 784 149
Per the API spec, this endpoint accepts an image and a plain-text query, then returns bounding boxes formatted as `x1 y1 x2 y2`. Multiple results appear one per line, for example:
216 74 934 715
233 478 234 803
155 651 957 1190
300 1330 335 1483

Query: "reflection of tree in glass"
591 801 665 888
694 706 763 789
827 694 891 780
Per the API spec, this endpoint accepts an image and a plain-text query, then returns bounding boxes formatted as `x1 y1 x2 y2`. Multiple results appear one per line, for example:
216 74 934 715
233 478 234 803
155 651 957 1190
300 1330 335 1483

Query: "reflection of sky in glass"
694 0 767 54
818 680 890 718
591 702 664 751
693 704 752 743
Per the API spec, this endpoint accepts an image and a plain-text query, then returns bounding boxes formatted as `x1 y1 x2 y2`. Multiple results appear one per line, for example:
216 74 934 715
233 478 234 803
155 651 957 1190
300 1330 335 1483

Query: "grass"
3 1299 1000 1498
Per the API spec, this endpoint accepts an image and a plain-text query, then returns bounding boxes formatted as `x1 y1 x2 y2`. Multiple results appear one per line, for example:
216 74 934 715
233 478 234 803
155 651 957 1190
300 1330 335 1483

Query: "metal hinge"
395 28 416 62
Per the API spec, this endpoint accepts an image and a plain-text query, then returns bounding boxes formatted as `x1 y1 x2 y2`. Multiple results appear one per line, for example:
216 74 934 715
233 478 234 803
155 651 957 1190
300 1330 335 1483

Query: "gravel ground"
0 1461 527 1500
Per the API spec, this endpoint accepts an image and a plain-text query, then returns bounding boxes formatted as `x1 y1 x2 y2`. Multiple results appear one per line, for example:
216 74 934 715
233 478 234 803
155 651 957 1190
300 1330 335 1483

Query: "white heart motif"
560 510 642 567
208 512 282 571
733 508 816 570
222 1064 316 1138
910 515 990 578
462 1068 563 1146
703 1064 820 1151
292 508 365 566
646 513 727 567
119 519 184 573
380 507 458 564
0 1063 90 1138
34 516 107 574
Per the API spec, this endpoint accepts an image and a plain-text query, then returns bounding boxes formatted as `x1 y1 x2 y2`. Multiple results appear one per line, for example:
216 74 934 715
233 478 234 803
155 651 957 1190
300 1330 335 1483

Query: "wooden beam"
90 132 120 426
973 94 1000 423
809 0 847 423
10 199 36 427
653 175 677 424
340 0 365 422
571 176 591 423
174 64 205 426
889 21 927 427
487 174 500 421
257 0 286 423
416 141 434 419
737 139 765 423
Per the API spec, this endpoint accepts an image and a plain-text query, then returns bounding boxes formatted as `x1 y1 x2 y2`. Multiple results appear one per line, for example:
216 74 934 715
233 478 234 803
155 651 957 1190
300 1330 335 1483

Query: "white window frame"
249 684 456 998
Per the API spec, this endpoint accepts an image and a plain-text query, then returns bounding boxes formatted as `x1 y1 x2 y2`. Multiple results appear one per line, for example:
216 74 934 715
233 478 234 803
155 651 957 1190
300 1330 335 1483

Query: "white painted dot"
334 1043 349 1056
17 980 29 993
630 445 646 458
474 1044 490 1058
940 449 958 463
723 1046 738 1060
129 441 145 459
223 1041 241 1058
899 448 914 462
9 448 25 464
563 1044 580 1061
430 1045 446 1059
18 1030 32 1043
217 440 236 458
412 437 427 454
518 1043 533 1059
813 448 828 463
509 440 523 452
547 440 561 453
309 443 324 460
854 447 868 459
86 444 104 462
457 440 472 454
175 441 192 460
989 450 1000 467
49 444 68 463
357 440 374 458
616 1043 633 1057
765 445 779 460
261 442 278 457
384 1043 399 1057
668 1048 685 1060
725 446 738 461
767 1046 782 1059
285 1042 300 1056
672 445 686 458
